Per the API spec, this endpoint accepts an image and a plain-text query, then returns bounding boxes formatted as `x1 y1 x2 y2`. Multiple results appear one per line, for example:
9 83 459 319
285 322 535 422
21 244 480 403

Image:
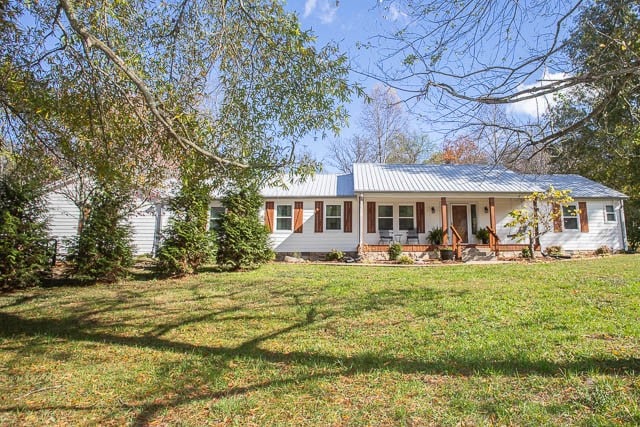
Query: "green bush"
521 247 532 258
388 242 402 260
216 187 274 270
397 254 414 264
0 166 51 289
67 188 133 282
427 227 444 245
157 181 216 276
325 249 344 261
475 228 490 243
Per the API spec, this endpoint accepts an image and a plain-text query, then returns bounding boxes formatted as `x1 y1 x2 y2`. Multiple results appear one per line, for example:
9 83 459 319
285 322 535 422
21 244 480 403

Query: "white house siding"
129 202 159 255
262 198 358 253
540 199 624 251
46 191 80 254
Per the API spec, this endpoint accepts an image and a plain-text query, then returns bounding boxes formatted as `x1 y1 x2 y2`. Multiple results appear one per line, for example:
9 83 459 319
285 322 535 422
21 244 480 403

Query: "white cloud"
506 71 571 118
303 0 338 24
303 0 317 18
387 4 408 22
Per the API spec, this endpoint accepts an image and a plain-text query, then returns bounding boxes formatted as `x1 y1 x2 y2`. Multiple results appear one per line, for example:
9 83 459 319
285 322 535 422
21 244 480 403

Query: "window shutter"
416 202 425 233
553 203 562 232
367 202 376 233
578 201 589 232
343 201 352 233
315 201 324 232
294 201 304 233
265 201 274 233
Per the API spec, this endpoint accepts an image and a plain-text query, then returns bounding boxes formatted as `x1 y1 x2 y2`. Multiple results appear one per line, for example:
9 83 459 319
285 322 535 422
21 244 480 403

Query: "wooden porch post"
358 194 365 255
489 197 496 248
441 197 448 245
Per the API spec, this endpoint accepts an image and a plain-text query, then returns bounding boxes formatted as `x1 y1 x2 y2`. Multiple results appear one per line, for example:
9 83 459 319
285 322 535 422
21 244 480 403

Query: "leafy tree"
428 136 488 165
0 152 53 289
66 186 134 281
216 187 274 271
1 0 352 182
548 0 640 250
505 186 575 258
156 178 216 276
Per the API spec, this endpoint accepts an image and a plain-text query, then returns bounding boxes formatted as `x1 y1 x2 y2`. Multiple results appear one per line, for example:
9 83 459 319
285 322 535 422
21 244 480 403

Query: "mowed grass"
1 256 639 426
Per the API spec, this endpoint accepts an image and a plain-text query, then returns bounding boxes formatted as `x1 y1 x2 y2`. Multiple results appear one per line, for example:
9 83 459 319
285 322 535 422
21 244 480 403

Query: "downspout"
152 202 163 257
619 199 628 251
358 193 364 256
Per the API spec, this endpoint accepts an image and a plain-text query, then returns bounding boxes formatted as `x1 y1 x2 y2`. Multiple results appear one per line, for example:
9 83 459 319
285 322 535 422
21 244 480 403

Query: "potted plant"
427 227 444 245
476 228 490 244
439 246 455 261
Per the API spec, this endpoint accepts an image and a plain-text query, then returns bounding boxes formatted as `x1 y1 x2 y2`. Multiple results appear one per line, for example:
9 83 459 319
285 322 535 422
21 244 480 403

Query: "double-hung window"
209 207 225 231
326 204 341 230
563 204 579 230
378 205 393 231
276 205 292 231
605 205 616 222
399 205 414 230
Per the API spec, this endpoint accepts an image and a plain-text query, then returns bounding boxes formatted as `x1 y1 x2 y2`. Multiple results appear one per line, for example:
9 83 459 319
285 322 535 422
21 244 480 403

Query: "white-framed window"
276 205 292 231
209 207 225 231
563 204 579 230
378 205 393 231
326 204 341 230
399 205 414 230
605 205 616 222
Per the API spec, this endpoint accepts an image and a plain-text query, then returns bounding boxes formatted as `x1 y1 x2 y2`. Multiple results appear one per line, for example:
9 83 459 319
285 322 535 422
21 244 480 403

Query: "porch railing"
486 226 500 256
450 225 462 260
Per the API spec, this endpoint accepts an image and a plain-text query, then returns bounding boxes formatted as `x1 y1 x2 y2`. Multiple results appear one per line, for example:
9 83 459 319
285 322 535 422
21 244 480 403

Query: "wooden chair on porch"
406 228 419 244
379 229 393 244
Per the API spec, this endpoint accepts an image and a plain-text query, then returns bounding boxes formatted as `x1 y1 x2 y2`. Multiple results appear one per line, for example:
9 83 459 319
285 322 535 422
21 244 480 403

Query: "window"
378 205 393 231
209 207 225 231
399 205 414 230
605 205 616 222
563 204 579 230
276 205 292 230
470 204 478 234
326 204 341 230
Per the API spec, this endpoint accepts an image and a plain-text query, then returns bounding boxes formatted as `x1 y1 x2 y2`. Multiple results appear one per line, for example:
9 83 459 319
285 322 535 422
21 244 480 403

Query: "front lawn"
1 256 639 425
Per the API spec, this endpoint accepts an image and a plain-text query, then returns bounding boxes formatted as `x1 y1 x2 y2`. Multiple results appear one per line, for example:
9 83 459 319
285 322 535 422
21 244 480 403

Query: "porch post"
358 194 365 255
489 197 496 231
441 197 448 245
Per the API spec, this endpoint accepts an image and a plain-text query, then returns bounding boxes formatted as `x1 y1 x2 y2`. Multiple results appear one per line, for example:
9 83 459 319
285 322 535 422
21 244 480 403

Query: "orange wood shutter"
416 202 425 233
314 201 323 232
553 203 562 232
294 201 304 233
578 201 589 232
344 201 353 233
265 201 274 233
367 202 376 233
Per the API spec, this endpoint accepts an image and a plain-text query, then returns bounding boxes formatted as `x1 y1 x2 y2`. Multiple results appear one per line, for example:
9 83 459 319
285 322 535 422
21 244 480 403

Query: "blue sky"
283 0 574 171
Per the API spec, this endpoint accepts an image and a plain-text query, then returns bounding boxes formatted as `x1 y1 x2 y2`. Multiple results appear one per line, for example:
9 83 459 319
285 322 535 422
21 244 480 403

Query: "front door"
451 205 469 242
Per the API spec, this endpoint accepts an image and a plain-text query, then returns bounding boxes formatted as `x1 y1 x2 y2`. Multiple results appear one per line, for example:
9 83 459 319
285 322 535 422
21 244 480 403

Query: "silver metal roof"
352 163 626 199
261 173 354 198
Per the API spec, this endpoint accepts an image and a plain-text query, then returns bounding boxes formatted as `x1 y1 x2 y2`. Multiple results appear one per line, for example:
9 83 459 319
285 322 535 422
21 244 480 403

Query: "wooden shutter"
553 203 562 232
367 202 376 233
314 201 323 233
344 201 352 233
578 201 589 232
265 201 274 233
294 201 304 233
416 202 425 233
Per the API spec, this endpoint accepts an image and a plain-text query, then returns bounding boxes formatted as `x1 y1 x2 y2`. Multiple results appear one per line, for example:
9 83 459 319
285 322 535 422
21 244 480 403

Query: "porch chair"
406 228 419 244
379 229 394 244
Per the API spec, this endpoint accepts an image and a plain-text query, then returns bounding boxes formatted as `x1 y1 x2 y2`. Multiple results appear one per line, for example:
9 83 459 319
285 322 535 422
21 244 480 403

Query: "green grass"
1 256 639 426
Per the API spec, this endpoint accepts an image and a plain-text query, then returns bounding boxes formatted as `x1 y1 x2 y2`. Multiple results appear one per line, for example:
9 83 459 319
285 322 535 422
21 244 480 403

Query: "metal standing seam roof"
261 173 354 198
351 163 627 199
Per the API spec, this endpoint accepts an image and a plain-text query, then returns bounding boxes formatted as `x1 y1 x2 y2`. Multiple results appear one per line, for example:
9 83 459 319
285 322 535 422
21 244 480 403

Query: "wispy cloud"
303 0 338 24
506 71 571 118
303 0 317 18
387 4 408 22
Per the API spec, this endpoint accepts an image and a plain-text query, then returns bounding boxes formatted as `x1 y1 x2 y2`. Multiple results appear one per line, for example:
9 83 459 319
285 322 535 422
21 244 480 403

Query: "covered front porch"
357 195 517 259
